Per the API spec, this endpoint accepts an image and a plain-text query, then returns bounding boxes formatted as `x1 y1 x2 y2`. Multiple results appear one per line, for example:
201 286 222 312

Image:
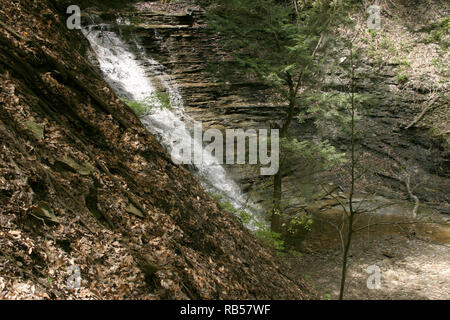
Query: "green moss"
24 120 44 140
56 156 94 176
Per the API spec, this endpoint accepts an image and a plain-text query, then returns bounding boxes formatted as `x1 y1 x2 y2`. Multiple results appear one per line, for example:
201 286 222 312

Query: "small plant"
396 73 408 85
368 29 378 38
288 250 303 259
255 228 285 251
323 293 332 300
422 16 450 49
155 91 171 109
120 90 172 117
207 192 223 202
219 200 253 224
285 214 314 235
379 38 390 50
395 58 411 67
121 97 152 117
400 60 411 67
237 209 253 225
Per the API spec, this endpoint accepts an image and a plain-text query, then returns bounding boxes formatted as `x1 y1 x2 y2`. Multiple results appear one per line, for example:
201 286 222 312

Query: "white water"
83 26 261 227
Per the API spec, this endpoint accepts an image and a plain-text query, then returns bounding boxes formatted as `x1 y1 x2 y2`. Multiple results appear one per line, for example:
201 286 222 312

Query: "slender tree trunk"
293 0 299 16
339 201 355 299
271 88 296 232
339 45 356 300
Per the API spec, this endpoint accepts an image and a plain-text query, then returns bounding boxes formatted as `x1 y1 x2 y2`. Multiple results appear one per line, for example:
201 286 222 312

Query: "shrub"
121 90 172 117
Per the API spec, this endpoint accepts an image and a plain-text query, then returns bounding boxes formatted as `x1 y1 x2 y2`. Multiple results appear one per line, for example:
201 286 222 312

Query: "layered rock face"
0 0 311 299
97 2 449 213
113 11 278 130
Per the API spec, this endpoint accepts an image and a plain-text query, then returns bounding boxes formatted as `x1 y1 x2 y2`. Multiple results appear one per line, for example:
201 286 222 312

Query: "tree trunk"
270 88 296 232
339 45 356 300
271 170 283 232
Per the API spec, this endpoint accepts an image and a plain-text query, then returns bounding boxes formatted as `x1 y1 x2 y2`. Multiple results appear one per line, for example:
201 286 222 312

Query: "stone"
125 203 144 218
24 120 44 140
56 155 94 176
31 202 59 223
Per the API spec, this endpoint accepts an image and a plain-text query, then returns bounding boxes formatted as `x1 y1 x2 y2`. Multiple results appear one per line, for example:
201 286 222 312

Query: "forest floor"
290 235 449 300
287 209 450 300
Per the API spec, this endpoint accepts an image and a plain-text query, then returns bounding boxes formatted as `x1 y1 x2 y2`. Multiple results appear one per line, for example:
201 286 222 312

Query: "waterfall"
82 25 262 228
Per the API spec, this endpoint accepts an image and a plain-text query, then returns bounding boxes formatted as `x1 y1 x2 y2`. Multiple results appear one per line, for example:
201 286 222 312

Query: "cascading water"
82 24 262 228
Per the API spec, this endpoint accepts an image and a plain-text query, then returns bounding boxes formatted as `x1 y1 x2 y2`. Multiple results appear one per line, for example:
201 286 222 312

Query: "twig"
405 94 440 129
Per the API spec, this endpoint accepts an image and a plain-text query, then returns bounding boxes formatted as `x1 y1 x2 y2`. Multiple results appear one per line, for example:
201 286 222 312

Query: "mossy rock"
126 203 144 218
56 156 95 176
31 202 59 223
24 120 44 140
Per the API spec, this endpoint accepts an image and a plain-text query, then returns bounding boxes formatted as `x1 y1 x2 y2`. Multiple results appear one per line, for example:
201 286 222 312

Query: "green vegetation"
285 214 313 234
322 293 332 300
210 192 317 255
255 228 285 252
432 57 450 78
121 90 171 116
281 138 347 171
396 73 408 85
155 91 171 109
423 16 450 49
121 97 152 116
395 58 411 67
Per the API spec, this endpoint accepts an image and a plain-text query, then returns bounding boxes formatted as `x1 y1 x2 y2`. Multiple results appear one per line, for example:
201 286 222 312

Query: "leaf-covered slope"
0 0 310 299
